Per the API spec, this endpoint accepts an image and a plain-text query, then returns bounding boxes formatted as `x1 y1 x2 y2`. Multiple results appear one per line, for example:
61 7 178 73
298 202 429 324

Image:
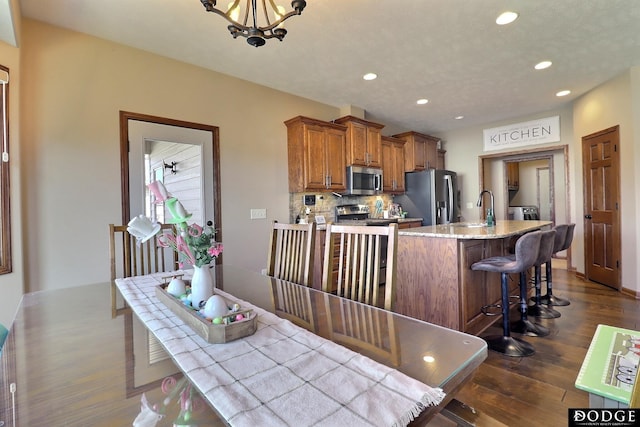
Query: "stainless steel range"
508 206 540 220
334 204 398 226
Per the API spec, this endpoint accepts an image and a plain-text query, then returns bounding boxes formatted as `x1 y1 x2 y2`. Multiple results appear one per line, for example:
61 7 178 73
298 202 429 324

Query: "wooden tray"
155 284 258 343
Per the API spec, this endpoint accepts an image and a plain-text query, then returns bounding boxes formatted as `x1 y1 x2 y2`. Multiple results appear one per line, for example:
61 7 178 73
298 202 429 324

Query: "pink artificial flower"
188 223 203 238
208 243 223 258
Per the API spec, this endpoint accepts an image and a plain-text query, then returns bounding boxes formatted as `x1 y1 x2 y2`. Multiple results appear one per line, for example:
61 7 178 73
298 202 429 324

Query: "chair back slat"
270 279 315 331
267 221 316 287
324 294 400 366
109 223 177 317
322 223 398 311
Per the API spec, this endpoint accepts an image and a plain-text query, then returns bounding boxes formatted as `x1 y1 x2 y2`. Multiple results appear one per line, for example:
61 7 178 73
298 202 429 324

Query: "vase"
190 265 214 309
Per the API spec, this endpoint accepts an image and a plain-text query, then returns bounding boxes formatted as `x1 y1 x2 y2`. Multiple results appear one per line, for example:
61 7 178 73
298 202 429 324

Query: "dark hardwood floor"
434 267 639 426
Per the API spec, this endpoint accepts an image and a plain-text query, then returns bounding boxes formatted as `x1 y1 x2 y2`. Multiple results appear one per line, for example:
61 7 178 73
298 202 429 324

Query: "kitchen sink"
452 222 487 228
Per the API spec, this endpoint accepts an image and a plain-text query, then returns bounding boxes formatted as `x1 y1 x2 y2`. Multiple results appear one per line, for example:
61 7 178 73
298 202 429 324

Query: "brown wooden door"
582 125 621 289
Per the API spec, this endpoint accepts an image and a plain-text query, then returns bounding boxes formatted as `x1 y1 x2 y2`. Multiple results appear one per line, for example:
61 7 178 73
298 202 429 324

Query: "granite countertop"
398 220 552 239
314 217 423 231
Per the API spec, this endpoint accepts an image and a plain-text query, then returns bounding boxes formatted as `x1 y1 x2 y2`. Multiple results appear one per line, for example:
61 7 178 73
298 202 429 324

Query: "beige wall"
0 39 23 327
437 106 574 225
17 19 340 296
573 68 639 292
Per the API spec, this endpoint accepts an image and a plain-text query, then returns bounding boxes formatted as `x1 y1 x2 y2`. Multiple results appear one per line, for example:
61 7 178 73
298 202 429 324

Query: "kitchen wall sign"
483 115 560 151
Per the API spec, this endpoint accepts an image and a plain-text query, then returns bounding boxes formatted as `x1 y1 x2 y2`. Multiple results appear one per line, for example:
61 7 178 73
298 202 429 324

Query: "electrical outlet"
250 208 267 219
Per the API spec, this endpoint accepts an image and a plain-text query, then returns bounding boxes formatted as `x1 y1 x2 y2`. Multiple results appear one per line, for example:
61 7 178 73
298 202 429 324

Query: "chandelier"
199 0 307 47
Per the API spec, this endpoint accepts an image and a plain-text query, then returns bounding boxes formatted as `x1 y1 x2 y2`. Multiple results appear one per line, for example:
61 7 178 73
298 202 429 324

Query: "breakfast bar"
395 220 552 335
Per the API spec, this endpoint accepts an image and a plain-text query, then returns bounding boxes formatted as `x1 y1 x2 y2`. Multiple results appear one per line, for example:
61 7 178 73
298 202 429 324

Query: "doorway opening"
119 111 222 242
479 145 571 264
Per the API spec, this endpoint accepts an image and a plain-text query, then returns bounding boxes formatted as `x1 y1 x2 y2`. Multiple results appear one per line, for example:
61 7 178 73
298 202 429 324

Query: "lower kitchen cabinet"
397 219 422 229
395 234 521 335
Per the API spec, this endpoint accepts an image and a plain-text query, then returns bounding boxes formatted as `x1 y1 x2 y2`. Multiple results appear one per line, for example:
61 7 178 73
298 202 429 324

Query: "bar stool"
539 224 575 306
471 231 542 357
511 230 557 335
527 227 561 319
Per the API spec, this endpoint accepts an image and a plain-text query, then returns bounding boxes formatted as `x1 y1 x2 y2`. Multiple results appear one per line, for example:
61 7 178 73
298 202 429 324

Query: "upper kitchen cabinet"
334 116 384 168
285 116 348 192
381 136 406 194
507 162 520 190
392 131 440 172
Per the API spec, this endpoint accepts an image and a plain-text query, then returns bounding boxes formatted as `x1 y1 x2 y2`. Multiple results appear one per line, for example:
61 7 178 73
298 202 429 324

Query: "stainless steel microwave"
345 166 383 195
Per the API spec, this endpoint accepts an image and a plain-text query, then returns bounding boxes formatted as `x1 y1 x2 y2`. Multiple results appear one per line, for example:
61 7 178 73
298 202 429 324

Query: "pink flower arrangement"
148 181 223 268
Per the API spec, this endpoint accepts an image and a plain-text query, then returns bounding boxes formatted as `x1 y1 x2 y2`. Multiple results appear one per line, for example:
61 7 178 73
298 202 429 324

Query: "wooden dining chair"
270 278 316 332
109 223 177 318
322 223 398 311
323 293 400 366
266 220 316 287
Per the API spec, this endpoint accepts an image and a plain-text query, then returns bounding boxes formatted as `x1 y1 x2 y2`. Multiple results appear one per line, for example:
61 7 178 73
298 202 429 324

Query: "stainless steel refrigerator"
395 169 460 225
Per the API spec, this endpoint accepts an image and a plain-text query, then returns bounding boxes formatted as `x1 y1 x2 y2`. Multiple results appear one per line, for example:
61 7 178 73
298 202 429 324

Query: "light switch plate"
250 208 267 219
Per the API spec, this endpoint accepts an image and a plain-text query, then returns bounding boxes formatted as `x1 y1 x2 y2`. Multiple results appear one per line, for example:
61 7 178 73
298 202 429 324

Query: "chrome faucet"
476 190 495 225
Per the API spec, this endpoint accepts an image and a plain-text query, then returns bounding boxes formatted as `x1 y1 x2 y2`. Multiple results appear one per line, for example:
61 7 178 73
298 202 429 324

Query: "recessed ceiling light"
454 115 464 120
363 73 377 81
556 90 571 97
535 61 552 70
423 355 435 363
496 11 519 25
416 98 429 105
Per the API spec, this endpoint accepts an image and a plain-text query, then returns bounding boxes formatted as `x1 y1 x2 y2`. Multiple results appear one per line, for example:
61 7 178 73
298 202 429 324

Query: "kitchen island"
395 220 552 335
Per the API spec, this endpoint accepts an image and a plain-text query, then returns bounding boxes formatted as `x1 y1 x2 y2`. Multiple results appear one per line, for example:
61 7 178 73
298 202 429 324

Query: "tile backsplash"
289 192 395 224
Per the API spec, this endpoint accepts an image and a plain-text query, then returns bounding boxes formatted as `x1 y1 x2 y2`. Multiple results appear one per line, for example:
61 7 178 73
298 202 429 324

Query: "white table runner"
116 272 445 427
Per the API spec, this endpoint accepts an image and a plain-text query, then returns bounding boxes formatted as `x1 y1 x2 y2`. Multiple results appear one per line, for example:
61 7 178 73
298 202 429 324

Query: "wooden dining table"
0 265 487 426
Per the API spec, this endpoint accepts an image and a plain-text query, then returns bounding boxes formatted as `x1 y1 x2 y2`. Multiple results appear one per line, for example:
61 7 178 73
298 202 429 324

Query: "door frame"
119 111 222 243
479 145 571 262
581 125 621 289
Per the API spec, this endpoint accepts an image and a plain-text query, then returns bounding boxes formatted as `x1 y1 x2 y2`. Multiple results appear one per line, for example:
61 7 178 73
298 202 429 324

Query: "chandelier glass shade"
199 0 307 47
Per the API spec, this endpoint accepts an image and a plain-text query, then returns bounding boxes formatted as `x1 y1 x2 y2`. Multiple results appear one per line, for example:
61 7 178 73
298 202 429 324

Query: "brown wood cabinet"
334 115 384 168
507 162 519 190
393 131 440 172
381 136 406 193
285 116 347 192
397 219 422 229
395 233 524 334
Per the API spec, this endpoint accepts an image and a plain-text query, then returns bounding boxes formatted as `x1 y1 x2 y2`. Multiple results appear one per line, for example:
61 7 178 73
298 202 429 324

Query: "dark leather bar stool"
471 231 542 357
512 230 557 334
539 223 575 306
527 227 561 319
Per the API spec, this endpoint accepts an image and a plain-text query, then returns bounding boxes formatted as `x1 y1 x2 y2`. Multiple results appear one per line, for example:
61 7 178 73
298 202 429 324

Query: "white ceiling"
15 0 640 134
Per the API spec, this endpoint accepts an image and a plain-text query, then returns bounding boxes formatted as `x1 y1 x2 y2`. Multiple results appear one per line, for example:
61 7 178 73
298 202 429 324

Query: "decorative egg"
203 295 229 319
167 277 187 297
